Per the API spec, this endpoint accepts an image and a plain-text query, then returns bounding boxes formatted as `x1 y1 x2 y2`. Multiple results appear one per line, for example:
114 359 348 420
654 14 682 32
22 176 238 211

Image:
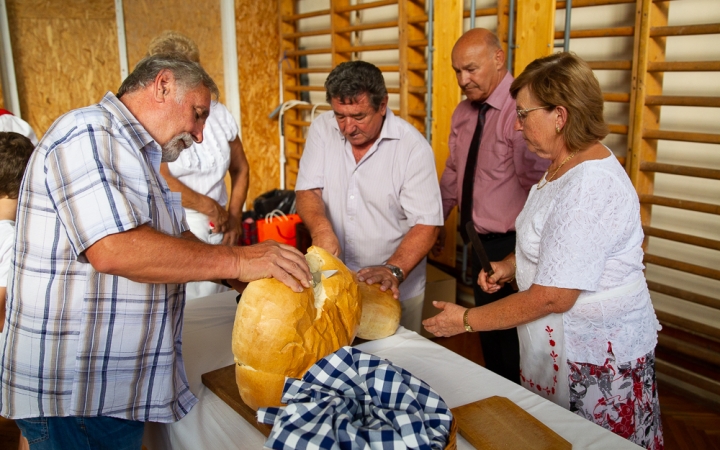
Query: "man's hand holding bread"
235 240 312 292
357 265 401 299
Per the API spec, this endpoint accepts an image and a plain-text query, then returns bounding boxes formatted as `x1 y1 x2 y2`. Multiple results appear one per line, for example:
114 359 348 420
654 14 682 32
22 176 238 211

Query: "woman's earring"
556 125 561 133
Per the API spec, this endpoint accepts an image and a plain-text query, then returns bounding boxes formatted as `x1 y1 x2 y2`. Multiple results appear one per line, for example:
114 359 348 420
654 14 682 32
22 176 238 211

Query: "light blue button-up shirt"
1 92 194 422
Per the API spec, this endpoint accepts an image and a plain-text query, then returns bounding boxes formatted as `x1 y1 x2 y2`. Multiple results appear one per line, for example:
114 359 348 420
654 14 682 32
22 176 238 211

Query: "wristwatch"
384 264 405 283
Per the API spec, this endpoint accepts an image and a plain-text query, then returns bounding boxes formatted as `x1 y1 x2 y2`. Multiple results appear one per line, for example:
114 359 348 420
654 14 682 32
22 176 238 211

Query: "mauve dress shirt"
296 109 443 301
440 72 549 234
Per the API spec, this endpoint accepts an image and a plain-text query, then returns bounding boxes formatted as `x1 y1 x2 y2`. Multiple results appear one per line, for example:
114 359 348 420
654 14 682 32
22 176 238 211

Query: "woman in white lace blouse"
424 53 663 449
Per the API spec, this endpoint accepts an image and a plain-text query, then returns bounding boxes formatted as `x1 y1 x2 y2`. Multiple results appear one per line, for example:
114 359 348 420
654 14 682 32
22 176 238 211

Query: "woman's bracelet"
463 308 475 333
507 260 517 283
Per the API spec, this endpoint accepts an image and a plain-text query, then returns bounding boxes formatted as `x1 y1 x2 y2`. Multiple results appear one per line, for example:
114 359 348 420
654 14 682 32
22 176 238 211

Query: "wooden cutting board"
203 366 571 449
451 396 571 449
201 337 369 437
201 364 273 437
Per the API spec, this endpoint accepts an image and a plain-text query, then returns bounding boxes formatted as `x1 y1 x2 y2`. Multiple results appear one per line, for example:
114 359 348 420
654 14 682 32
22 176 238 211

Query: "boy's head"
0 132 34 200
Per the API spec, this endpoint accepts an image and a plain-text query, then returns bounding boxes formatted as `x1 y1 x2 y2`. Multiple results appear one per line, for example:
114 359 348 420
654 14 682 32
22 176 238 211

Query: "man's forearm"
84 224 313 292
227 137 250 218
296 189 333 236
84 224 241 284
439 169 458 220
227 171 248 219
386 224 439 276
159 163 210 214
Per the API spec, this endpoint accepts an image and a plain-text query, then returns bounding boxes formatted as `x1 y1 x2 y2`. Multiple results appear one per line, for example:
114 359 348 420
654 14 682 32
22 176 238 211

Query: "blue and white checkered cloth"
257 347 453 450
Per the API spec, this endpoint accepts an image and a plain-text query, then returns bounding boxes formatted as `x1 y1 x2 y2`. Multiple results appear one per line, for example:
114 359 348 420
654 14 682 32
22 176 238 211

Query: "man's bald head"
453 28 502 56
451 28 507 103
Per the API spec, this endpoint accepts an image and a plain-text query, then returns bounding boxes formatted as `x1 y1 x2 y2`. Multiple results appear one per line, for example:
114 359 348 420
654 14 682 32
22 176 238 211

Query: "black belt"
478 231 516 242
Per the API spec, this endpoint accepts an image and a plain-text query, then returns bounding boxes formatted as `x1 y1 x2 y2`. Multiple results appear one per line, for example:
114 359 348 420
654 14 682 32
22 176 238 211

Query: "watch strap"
384 264 404 283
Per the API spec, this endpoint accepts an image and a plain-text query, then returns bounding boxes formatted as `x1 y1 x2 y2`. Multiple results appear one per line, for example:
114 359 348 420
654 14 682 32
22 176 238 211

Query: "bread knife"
465 222 494 278
312 270 339 288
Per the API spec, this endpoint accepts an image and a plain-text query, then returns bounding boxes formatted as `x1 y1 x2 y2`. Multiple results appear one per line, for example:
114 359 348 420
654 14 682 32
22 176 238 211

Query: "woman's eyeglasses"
516 106 548 124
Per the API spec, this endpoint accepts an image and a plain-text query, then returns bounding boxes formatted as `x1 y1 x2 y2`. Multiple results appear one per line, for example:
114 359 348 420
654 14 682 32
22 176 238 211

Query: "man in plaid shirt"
0 55 311 449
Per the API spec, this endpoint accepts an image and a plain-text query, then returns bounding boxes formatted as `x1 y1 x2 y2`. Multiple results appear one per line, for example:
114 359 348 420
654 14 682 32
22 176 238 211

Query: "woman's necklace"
537 151 578 190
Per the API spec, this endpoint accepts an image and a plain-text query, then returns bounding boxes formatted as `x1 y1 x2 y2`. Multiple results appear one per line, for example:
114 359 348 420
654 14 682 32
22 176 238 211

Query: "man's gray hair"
117 54 219 99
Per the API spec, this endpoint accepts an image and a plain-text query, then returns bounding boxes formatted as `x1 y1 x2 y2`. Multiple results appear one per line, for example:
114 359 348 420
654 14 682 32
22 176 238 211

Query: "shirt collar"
336 108 400 164
481 71 514 112
99 91 159 153
377 108 402 141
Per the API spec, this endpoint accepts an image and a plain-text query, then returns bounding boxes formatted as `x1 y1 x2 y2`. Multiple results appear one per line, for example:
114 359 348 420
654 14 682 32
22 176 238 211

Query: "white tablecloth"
143 291 639 449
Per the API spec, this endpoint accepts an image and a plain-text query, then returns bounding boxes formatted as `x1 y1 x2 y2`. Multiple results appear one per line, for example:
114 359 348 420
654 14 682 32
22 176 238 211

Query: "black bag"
253 189 296 217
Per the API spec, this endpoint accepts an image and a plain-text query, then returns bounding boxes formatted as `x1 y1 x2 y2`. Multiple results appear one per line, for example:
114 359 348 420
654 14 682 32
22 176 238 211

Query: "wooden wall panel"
513 0 556 76
236 0 281 204
5 0 119 136
122 0 225 103
430 0 463 268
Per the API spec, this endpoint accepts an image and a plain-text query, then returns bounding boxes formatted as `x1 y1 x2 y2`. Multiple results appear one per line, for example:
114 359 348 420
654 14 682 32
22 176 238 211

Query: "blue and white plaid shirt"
258 347 453 450
0 92 195 422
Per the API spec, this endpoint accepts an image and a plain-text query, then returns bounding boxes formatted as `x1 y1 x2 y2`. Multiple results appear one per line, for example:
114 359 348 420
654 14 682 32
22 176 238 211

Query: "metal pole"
563 0 572 52
507 0 515 73
425 0 434 142
114 0 129 82
470 0 476 29
0 0 21 115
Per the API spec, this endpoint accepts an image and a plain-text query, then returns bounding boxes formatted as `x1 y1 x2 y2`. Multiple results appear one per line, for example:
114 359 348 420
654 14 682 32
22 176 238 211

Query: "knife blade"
465 222 494 278
312 270 339 288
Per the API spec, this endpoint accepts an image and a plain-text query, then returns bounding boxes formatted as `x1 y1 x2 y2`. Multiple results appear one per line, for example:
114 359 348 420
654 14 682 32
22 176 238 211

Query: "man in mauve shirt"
433 28 548 384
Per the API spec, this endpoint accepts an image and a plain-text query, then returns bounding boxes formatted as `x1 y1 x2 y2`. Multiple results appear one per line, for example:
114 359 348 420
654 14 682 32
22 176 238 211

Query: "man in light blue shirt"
2 55 311 449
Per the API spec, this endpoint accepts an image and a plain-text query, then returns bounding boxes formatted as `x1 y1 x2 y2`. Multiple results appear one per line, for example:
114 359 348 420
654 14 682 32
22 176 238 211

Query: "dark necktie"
460 102 490 244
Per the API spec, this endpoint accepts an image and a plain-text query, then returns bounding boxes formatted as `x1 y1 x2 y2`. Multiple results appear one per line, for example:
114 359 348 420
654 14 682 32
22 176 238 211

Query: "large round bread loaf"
232 246 361 410
356 282 402 340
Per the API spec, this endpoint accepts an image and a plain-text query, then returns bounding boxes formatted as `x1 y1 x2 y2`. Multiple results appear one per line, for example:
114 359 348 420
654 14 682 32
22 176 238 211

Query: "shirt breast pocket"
147 187 184 236
386 192 407 223
477 143 512 181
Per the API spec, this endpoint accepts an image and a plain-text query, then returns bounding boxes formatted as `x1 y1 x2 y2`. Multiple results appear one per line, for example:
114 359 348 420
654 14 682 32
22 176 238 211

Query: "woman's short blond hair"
510 52 608 152
147 31 200 63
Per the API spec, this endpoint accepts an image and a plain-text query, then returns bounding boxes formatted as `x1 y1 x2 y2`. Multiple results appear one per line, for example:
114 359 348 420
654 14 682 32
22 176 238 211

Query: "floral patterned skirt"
568 347 664 450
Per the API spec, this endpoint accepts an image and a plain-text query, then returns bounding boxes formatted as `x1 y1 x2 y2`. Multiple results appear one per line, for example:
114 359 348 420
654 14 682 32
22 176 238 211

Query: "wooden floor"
0 333 718 449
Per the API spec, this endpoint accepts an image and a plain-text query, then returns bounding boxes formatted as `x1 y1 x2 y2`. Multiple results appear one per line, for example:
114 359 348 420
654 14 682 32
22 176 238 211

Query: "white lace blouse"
515 149 660 365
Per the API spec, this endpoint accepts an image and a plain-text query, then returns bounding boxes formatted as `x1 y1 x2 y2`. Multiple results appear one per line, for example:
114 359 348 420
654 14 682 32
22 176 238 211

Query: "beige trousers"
400 291 425 334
